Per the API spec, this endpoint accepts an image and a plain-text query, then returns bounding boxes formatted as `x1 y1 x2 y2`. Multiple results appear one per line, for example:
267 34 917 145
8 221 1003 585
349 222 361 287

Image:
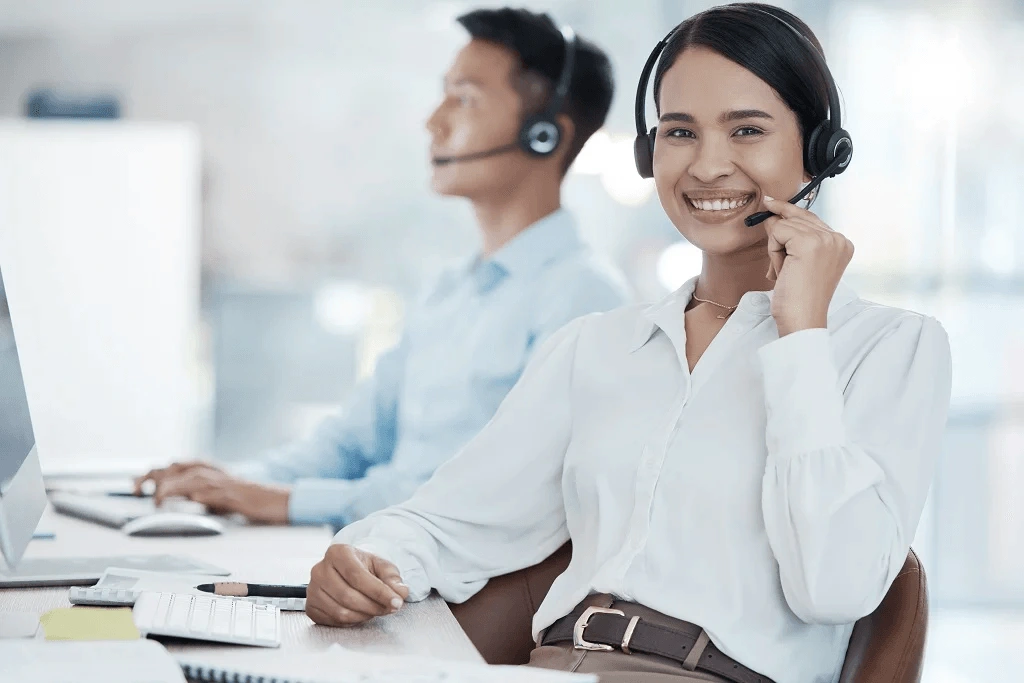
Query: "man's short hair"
457 7 614 173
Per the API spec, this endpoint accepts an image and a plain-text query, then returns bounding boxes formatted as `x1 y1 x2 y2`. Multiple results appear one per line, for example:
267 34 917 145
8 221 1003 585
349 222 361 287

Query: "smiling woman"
314 5 953 683
650 19 826 256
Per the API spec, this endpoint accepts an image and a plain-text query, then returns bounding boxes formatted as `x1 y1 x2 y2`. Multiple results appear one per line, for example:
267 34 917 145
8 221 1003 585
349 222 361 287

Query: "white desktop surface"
0 506 483 673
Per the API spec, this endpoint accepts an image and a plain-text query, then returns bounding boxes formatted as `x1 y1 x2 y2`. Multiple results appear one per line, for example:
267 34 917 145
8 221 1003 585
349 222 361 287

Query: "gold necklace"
691 294 738 319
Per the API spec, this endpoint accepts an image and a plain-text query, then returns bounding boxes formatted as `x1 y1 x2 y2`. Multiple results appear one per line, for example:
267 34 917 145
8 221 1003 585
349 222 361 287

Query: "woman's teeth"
688 196 752 211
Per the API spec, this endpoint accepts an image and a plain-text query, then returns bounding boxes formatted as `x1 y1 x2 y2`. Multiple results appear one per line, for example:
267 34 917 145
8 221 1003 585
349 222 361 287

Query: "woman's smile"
681 189 756 224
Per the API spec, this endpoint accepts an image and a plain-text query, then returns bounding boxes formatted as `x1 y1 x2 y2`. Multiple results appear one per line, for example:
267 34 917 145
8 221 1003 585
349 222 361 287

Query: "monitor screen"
0 265 35 488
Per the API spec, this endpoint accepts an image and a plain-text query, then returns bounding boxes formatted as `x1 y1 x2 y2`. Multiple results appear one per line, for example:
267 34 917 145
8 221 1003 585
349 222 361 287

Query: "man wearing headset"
134 8 628 527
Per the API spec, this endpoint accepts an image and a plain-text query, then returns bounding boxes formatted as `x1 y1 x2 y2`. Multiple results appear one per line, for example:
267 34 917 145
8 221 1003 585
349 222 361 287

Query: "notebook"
177 645 597 683
0 639 185 682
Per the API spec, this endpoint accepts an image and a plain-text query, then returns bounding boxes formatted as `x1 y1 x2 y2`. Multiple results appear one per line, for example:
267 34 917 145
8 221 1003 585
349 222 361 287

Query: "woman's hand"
306 545 409 627
762 195 854 337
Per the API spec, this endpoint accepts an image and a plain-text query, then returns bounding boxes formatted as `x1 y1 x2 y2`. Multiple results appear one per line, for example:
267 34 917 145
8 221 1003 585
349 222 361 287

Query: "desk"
0 507 483 672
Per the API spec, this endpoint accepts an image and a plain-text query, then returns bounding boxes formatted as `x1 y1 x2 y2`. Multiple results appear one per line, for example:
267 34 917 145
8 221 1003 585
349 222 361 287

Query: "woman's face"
653 46 810 256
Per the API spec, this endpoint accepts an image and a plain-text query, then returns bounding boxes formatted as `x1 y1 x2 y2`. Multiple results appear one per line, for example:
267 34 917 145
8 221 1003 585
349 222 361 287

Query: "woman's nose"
687 138 734 184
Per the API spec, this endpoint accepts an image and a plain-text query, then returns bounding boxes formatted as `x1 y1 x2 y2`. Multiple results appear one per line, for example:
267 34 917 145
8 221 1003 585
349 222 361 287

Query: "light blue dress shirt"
232 209 628 527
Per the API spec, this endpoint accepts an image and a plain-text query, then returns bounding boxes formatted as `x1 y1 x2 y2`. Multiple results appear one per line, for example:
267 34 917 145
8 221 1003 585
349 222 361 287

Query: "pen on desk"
195 582 307 599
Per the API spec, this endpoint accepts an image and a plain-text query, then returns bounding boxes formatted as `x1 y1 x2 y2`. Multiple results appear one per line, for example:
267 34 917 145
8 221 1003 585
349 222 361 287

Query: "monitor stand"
0 612 39 638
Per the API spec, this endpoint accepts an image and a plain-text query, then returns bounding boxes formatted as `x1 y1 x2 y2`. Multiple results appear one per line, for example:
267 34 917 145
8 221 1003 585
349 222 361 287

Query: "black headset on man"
632 7 853 227
433 25 578 165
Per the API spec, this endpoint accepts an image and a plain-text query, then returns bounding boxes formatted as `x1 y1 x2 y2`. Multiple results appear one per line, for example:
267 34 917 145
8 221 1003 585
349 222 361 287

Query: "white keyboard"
133 591 281 647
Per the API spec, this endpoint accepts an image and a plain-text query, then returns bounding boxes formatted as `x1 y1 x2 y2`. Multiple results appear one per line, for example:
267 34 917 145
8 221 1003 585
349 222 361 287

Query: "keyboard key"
167 595 192 630
153 593 172 628
189 597 213 633
233 603 253 638
211 611 233 636
255 610 277 642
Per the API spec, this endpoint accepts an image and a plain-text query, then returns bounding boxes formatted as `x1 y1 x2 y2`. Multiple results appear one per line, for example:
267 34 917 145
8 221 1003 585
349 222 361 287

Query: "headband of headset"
519 24 577 157
632 7 851 178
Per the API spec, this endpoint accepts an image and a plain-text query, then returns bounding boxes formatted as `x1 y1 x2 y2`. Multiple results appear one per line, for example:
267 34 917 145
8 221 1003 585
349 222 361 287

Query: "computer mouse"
120 513 224 537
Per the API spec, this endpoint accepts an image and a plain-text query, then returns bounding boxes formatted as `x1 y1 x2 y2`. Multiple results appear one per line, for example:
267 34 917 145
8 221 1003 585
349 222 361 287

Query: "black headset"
631 7 853 226
520 24 578 156
434 24 577 165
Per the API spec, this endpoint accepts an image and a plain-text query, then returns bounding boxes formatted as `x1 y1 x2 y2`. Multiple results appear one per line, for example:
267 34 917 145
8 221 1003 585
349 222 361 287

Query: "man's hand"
306 545 410 627
134 461 223 496
139 465 291 525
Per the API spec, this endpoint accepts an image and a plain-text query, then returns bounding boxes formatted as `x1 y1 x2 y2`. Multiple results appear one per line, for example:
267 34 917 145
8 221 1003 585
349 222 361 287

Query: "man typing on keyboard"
133 8 626 528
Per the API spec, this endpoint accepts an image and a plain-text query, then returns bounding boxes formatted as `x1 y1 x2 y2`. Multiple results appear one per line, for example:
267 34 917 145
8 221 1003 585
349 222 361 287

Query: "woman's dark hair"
457 7 614 173
652 3 831 158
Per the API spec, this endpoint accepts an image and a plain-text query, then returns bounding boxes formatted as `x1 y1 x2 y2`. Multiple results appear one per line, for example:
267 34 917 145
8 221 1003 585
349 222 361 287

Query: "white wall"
0 0 667 289
0 120 202 473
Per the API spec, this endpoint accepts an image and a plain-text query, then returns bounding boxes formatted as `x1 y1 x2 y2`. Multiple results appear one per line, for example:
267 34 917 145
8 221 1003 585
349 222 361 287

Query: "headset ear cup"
805 121 830 177
825 128 853 177
520 116 562 156
633 127 657 179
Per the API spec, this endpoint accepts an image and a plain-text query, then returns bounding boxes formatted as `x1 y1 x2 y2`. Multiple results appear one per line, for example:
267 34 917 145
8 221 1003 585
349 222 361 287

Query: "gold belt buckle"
572 606 625 651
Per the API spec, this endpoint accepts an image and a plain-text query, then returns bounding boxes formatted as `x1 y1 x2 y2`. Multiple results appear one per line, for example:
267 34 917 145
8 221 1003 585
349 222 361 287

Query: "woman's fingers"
761 195 829 229
306 545 406 628
307 581 377 626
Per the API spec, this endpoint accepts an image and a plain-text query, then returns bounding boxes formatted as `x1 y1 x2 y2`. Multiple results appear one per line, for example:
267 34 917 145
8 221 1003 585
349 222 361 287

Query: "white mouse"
121 513 224 537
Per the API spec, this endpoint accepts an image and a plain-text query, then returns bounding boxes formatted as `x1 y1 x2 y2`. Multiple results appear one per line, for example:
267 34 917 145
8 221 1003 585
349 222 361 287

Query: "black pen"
196 582 307 599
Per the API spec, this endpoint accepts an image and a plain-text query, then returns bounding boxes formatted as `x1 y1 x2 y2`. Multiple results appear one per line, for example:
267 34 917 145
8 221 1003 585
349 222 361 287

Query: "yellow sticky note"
39 607 140 641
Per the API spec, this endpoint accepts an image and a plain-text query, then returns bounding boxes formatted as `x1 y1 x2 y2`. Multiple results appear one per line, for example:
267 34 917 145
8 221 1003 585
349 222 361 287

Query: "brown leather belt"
540 601 774 683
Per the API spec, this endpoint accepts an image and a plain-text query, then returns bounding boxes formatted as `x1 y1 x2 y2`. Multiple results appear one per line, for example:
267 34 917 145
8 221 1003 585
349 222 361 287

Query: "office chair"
449 544 928 683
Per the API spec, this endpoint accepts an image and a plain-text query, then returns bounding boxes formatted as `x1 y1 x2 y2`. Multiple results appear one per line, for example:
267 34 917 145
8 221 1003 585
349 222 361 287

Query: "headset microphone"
743 146 850 227
432 143 520 166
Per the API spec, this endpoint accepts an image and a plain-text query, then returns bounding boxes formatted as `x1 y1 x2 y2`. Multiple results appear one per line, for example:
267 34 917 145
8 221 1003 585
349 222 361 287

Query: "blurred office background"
0 0 1021 679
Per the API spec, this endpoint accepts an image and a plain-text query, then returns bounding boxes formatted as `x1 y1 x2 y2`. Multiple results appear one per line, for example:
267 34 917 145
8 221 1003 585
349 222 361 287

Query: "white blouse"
335 276 952 683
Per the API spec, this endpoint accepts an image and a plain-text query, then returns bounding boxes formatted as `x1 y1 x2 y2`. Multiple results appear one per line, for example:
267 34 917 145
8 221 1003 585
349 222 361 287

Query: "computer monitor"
0 263 46 568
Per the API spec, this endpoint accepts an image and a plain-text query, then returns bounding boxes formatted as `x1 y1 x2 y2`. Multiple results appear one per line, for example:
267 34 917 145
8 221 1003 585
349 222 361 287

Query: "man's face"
426 39 538 199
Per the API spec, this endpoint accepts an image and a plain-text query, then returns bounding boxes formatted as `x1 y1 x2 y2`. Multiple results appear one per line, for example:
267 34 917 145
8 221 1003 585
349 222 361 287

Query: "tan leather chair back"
449 544 927 682
838 549 928 683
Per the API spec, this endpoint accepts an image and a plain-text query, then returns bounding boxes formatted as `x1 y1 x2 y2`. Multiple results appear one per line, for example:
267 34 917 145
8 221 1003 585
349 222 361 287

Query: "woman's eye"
734 126 764 137
664 128 695 139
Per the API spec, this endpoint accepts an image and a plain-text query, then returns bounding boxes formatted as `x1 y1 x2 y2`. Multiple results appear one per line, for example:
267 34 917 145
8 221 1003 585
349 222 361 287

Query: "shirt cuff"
226 460 274 483
759 328 847 460
347 538 431 603
288 478 354 527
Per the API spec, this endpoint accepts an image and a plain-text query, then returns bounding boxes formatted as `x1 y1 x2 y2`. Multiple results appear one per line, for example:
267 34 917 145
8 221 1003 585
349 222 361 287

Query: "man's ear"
553 113 575 166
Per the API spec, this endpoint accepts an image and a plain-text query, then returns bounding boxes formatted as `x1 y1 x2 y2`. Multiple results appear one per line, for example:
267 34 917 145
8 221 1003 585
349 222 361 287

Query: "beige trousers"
527 642 731 682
